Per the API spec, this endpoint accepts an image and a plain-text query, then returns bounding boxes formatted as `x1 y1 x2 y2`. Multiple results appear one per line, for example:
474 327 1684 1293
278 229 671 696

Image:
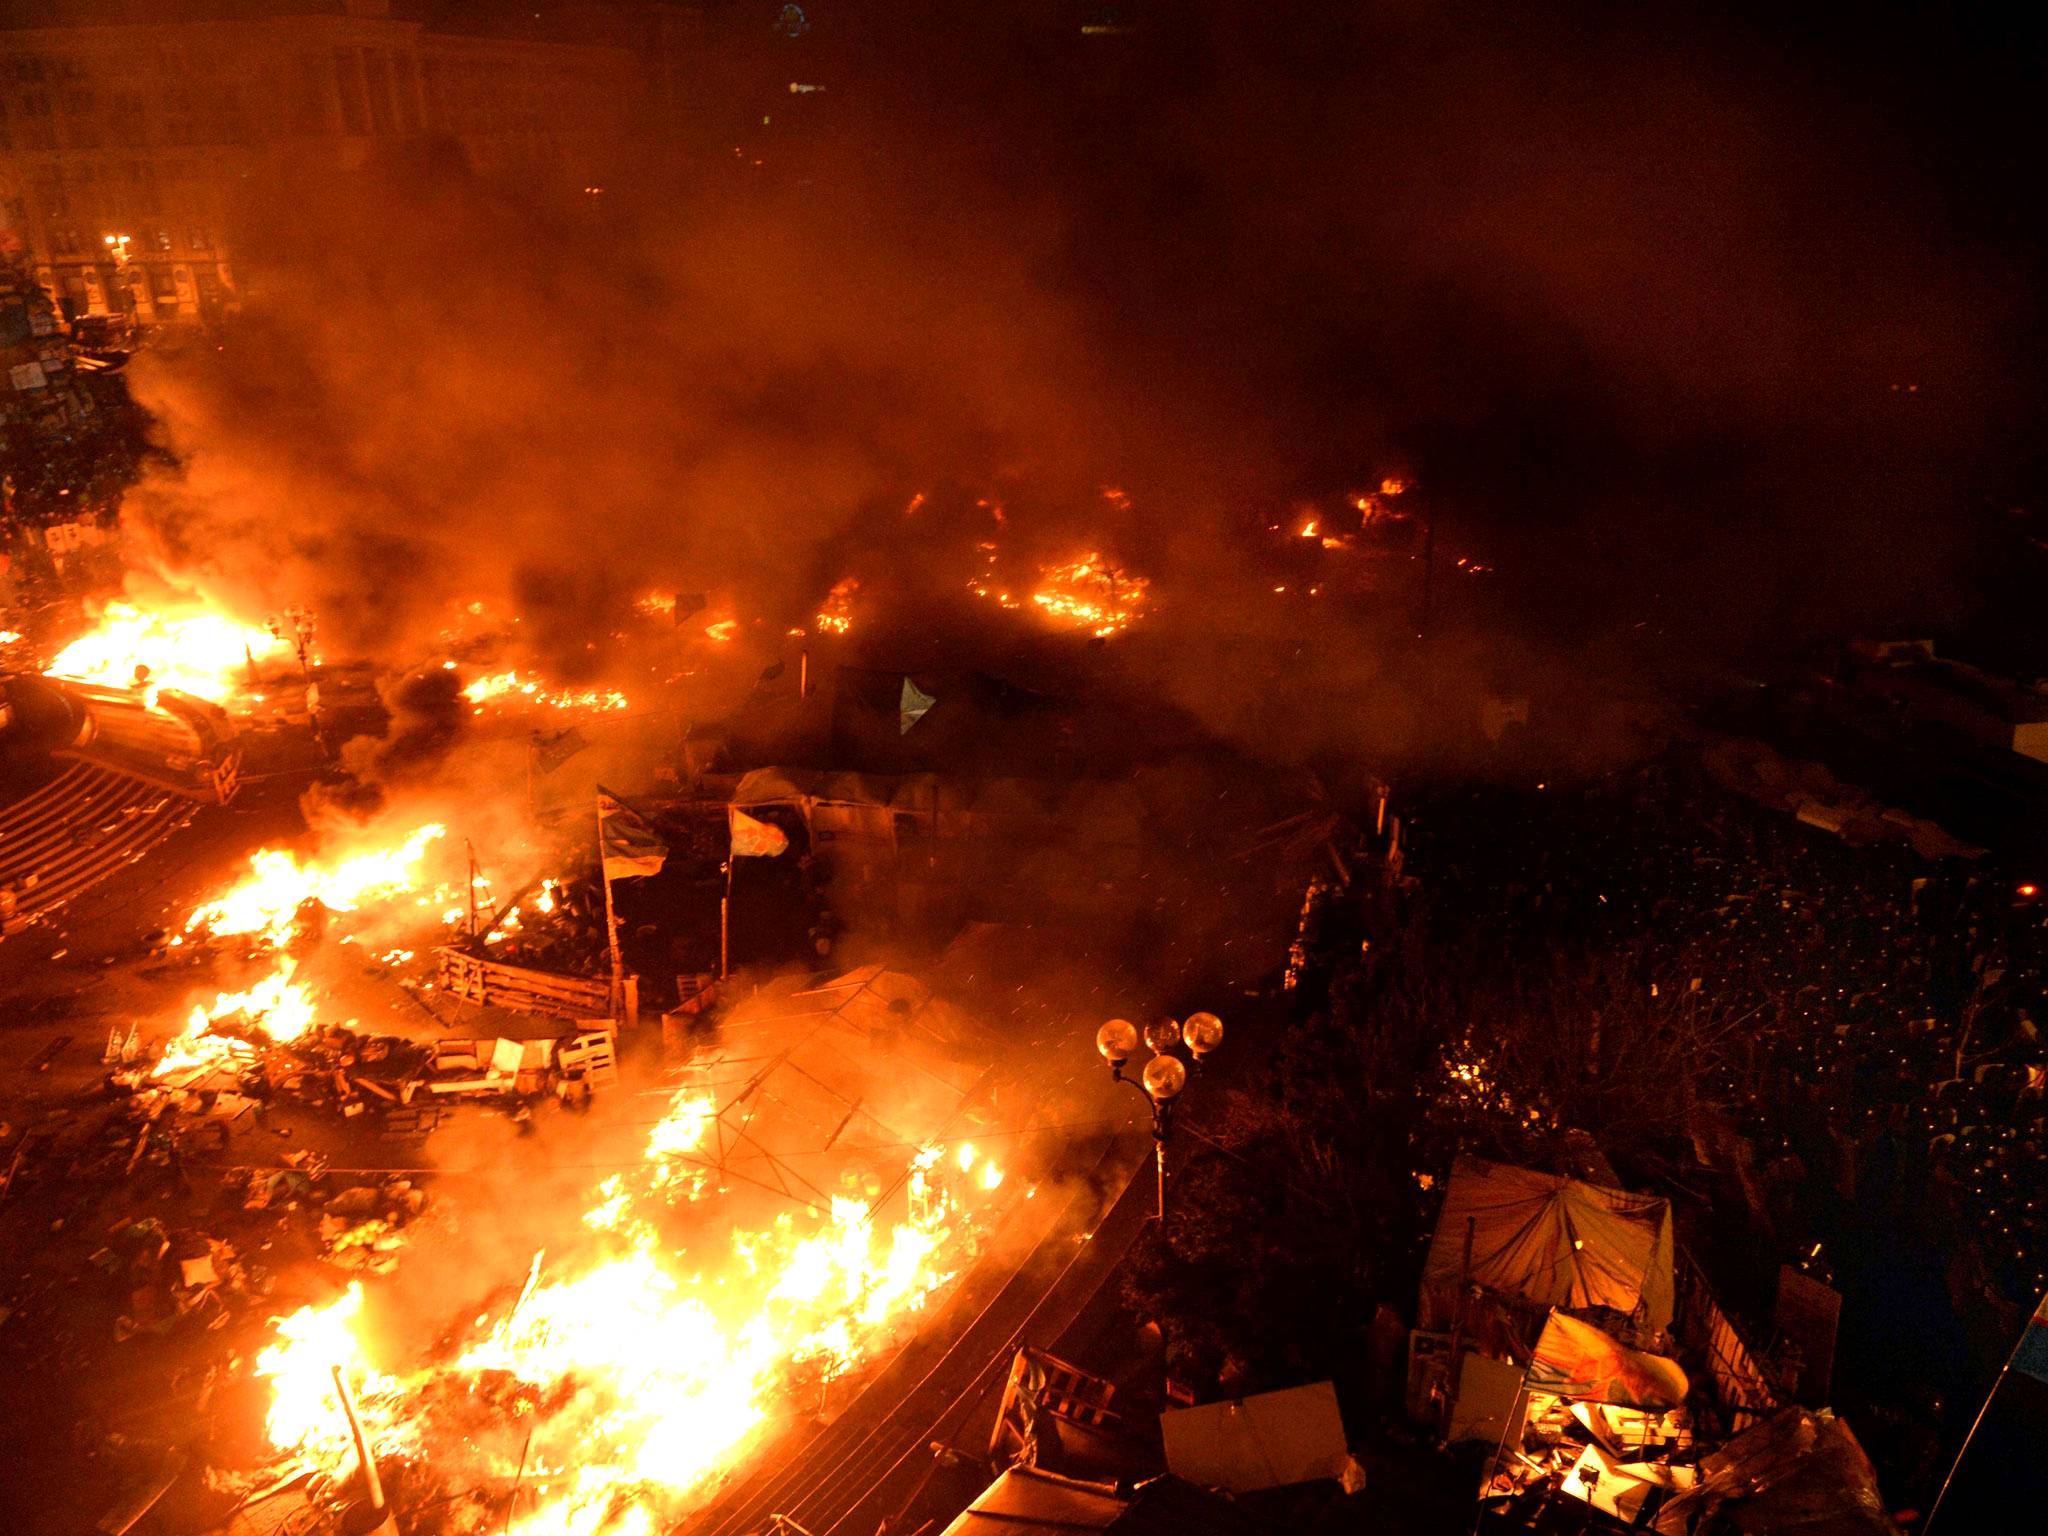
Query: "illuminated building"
0 2 701 326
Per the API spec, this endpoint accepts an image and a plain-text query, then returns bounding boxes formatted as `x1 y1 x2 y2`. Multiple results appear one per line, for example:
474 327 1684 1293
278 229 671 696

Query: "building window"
23 91 52 116
153 230 171 252
188 228 210 251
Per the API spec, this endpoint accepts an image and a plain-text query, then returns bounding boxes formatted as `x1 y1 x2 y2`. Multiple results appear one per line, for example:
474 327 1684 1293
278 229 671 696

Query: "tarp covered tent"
679 966 1002 1210
1423 1155 1676 1340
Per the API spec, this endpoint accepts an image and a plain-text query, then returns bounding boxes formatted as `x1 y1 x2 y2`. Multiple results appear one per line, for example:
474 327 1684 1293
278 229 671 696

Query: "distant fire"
1030 553 1147 638
47 598 289 705
253 1098 1009 1530
815 577 858 635
461 669 629 715
704 619 739 643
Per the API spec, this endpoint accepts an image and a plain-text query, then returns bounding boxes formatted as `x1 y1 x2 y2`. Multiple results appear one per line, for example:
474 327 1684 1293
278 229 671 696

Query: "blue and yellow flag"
598 788 667 880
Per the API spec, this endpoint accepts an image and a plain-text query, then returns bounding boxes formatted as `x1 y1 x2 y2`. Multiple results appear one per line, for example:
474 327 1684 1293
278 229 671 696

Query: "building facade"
0 2 682 327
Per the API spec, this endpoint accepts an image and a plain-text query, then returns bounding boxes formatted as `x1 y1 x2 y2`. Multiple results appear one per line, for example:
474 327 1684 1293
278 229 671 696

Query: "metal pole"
1154 1131 1166 1221
1925 1290 2048 1534
1153 1100 1171 1222
599 803 625 1021
330 1365 398 1536
465 838 479 947
719 859 733 980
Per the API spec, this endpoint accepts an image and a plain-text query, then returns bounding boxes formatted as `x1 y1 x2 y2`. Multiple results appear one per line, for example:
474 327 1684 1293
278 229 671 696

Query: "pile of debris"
1411 1154 1881 1532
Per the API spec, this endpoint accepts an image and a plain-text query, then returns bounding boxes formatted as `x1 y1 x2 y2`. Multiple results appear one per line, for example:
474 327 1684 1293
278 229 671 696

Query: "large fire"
138 804 1006 1527
1030 553 1148 638
46 598 290 704
152 958 318 1080
254 1098 1005 1531
186 824 451 949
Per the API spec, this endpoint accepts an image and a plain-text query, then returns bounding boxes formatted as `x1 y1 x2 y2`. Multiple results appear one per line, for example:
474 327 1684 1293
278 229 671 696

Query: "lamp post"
1096 1010 1224 1221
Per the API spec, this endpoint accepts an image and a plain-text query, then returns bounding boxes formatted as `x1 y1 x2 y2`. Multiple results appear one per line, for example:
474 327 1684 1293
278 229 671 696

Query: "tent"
1422 1155 1676 1339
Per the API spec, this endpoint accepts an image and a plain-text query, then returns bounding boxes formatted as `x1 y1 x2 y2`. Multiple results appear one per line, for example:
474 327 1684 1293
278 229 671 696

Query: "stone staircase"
0 762 196 938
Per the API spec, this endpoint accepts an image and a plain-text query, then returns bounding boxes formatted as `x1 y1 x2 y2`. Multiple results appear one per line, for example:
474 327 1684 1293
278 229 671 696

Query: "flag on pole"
598 788 667 879
729 806 789 858
900 676 937 735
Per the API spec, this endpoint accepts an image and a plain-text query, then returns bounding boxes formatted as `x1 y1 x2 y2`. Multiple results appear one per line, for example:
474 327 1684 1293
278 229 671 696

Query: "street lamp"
1096 1012 1223 1220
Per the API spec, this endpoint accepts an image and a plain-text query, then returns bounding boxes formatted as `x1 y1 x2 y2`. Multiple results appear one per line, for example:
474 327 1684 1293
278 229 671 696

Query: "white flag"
900 676 937 735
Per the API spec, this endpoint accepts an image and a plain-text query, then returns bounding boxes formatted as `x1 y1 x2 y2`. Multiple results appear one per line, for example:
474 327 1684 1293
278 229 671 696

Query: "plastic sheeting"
1652 1407 1891 1535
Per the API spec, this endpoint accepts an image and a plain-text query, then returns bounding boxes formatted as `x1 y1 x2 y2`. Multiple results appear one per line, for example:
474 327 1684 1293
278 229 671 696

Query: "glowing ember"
252 1103 1001 1531
815 577 858 635
1029 553 1147 638
187 824 449 949
47 599 289 704
704 620 739 643
463 670 629 714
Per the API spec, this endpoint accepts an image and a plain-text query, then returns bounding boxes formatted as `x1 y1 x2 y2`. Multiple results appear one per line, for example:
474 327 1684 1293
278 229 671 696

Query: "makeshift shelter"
1421 1154 1676 1344
677 966 1003 1213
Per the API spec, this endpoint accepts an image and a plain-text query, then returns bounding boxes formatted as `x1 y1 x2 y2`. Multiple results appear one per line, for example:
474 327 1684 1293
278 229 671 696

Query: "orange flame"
48 599 288 704
252 1106 1005 1530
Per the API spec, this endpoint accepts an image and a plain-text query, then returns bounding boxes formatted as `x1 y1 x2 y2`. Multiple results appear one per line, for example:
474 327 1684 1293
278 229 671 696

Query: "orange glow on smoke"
1026 554 1147 638
187 824 450 949
815 577 858 635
